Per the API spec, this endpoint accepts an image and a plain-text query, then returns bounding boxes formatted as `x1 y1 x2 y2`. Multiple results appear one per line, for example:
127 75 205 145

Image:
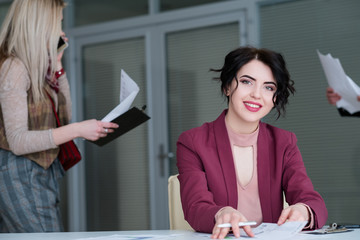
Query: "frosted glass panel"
82 38 149 230
260 0 360 224
0 2 10 24
160 0 228 11
73 0 148 26
167 22 239 174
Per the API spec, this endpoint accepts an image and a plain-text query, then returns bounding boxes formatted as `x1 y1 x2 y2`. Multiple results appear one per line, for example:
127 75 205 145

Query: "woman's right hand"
77 119 118 141
52 120 118 146
211 207 254 239
326 87 341 105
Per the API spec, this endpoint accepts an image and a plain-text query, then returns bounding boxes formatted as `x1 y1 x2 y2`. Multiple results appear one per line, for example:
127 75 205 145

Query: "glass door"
149 9 251 229
80 36 149 231
166 22 240 175
69 1 258 231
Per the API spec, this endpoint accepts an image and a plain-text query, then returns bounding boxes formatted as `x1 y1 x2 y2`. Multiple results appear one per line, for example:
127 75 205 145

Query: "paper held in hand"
102 69 140 122
317 50 360 114
91 69 150 146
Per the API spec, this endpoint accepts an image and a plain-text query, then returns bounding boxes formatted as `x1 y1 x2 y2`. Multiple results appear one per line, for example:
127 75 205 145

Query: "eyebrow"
239 74 277 86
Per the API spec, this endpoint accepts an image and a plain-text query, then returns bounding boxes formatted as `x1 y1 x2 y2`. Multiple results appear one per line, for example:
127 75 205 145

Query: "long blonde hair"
0 0 66 102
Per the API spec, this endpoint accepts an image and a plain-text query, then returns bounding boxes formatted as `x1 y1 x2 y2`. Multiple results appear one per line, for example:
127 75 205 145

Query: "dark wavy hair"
211 46 295 118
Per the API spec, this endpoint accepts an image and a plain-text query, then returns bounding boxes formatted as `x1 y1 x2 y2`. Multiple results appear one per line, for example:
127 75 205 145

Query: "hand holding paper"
91 70 150 146
239 221 307 240
317 50 360 114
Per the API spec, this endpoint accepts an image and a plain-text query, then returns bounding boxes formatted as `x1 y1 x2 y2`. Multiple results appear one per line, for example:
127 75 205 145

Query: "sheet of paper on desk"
192 222 308 239
102 69 140 122
254 221 307 239
191 221 308 239
317 50 360 114
75 234 185 240
221 221 308 239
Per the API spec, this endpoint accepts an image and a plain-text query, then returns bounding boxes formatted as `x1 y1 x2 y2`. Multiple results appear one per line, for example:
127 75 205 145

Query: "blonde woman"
0 0 118 232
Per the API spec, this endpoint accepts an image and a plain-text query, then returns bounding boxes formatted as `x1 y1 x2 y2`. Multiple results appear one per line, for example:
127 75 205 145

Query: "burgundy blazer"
176 110 327 233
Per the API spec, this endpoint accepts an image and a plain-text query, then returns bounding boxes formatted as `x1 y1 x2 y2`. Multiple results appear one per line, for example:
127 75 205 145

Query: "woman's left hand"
277 204 309 225
57 35 68 64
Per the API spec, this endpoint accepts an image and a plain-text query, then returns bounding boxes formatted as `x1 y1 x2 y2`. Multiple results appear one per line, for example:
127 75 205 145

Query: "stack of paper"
317 50 360 114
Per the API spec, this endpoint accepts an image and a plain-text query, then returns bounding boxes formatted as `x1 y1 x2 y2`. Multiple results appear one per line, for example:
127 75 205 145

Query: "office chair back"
168 174 194 230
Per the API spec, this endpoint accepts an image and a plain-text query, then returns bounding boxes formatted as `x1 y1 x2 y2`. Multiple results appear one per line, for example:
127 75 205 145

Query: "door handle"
158 144 174 177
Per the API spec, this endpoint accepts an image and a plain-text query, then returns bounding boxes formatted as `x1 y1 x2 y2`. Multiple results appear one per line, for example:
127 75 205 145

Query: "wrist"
215 206 233 221
295 203 310 221
70 122 81 139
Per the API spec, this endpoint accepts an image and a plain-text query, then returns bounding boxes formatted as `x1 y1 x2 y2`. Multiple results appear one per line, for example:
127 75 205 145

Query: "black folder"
337 108 360 117
91 107 150 146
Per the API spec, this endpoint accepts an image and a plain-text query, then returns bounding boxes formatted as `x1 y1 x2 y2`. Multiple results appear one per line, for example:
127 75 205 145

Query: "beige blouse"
226 122 263 225
0 57 71 155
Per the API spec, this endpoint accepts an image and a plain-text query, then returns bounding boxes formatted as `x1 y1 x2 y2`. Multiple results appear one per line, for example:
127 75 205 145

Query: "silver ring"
104 128 108 133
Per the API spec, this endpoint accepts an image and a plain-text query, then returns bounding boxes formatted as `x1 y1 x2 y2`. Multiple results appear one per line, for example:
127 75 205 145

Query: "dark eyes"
265 85 276 91
239 79 276 91
239 79 251 85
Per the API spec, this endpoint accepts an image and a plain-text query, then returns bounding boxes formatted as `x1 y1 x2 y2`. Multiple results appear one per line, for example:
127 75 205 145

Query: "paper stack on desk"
317 50 360 115
239 221 307 239
91 69 150 146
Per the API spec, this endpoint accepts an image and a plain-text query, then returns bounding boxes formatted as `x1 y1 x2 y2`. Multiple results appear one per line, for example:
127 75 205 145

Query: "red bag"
58 140 81 171
47 92 82 171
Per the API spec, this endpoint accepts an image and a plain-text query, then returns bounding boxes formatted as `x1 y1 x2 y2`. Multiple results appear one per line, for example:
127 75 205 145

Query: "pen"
217 221 257 228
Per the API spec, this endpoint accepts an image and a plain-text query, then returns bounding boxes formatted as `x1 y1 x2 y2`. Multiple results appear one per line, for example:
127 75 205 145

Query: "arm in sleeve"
176 131 223 233
0 59 57 155
282 132 328 229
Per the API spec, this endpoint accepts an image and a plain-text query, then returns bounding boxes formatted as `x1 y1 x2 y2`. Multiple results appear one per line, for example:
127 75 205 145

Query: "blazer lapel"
257 122 273 221
213 110 238 208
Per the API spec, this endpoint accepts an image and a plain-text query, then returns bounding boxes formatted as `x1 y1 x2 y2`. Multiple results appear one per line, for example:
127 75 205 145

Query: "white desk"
0 229 359 240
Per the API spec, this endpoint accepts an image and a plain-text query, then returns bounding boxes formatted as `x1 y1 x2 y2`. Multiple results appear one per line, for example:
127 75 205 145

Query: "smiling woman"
176 46 328 239
225 60 278 133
